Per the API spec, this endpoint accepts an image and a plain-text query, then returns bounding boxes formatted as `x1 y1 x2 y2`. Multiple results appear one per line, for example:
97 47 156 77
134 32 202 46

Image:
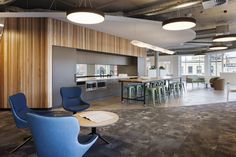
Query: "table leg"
143 83 146 105
121 81 124 102
90 127 109 144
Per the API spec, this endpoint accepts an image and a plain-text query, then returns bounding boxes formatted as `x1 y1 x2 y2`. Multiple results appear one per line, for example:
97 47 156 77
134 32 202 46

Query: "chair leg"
10 136 32 153
227 91 229 102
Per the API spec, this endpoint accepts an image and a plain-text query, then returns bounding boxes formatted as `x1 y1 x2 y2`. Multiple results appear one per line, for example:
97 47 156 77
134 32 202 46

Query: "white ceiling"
0 12 196 48
65 15 196 48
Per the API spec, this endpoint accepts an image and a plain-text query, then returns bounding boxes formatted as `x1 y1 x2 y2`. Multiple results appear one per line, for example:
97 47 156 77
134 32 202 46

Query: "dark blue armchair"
8 92 52 153
27 113 98 157
60 87 90 114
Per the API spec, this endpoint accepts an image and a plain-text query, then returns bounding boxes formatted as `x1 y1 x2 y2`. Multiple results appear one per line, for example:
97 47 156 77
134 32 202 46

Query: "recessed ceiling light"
213 34 236 42
173 1 200 9
209 46 228 50
67 8 105 24
162 17 196 31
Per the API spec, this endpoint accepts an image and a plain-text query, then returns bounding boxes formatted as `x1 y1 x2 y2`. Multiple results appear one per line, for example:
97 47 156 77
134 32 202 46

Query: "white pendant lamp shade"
162 17 196 31
213 34 236 42
67 8 105 24
209 46 228 51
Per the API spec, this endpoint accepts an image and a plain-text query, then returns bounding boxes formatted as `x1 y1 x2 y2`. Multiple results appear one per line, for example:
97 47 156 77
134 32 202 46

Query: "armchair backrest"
60 87 82 108
8 93 29 128
27 113 86 157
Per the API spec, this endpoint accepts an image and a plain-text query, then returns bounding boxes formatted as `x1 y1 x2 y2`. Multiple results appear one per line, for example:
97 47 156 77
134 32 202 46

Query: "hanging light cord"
49 0 56 10
79 0 93 8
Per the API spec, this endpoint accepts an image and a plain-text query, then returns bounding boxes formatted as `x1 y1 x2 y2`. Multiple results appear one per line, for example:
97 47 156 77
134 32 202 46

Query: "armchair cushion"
60 87 90 113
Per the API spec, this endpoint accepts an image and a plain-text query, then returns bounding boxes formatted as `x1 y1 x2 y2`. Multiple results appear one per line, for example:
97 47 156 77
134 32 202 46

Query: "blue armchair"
8 92 52 153
60 87 90 114
27 113 98 157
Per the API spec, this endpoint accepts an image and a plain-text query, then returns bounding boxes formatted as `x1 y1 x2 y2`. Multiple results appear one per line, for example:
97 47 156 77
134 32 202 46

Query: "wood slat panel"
0 18 146 108
47 18 146 57
0 18 48 108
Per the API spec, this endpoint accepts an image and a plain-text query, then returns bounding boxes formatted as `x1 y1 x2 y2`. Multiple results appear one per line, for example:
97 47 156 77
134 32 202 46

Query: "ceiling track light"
66 0 105 24
209 45 228 51
213 34 236 42
162 17 196 31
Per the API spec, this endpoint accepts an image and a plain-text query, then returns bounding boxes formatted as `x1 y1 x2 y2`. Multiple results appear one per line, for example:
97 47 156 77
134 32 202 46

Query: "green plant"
159 66 165 70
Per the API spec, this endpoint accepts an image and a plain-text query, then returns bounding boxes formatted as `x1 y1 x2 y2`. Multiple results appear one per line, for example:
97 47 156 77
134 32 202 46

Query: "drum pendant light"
66 0 105 24
162 17 196 31
209 45 228 51
213 34 236 42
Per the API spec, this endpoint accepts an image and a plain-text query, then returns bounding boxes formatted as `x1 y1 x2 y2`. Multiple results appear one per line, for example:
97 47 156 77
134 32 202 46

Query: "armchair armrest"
80 99 90 106
81 135 98 145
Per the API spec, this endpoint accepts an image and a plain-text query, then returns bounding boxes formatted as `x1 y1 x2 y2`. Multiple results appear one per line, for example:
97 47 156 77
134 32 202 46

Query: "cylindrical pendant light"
209 45 228 51
162 17 196 31
213 34 236 42
67 8 105 24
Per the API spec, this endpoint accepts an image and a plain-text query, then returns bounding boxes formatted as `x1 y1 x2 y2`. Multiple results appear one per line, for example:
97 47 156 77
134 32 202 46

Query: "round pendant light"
213 34 236 42
209 45 228 51
162 17 196 31
67 8 105 24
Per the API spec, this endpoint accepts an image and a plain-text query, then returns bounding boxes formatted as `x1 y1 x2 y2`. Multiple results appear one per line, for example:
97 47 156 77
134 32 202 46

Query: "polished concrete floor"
90 84 236 110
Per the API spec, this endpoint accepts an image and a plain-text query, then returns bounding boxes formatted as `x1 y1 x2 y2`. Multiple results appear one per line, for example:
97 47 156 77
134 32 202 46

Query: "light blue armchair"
27 113 98 157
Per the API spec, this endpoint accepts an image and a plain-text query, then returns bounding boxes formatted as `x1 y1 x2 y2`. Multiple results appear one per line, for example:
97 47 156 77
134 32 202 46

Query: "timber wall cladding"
0 18 48 108
47 18 146 57
0 17 146 108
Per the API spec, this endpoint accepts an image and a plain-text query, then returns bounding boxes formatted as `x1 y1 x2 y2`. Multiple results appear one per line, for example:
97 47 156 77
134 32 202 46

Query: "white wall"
159 55 181 76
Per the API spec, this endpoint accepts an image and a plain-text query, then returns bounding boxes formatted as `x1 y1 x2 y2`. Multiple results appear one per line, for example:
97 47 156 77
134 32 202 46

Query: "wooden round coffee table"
74 111 119 144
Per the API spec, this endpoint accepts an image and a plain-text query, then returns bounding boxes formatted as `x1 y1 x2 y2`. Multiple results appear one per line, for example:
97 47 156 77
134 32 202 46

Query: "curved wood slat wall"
47 18 146 57
0 18 146 108
0 18 47 108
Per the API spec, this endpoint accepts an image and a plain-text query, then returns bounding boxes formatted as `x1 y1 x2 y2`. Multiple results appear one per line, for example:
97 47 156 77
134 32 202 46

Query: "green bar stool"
125 85 136 103
135 84 143 98
146 87 159 106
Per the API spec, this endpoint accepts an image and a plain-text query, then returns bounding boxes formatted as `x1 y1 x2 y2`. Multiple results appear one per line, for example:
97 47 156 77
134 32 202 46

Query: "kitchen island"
76 75 137 101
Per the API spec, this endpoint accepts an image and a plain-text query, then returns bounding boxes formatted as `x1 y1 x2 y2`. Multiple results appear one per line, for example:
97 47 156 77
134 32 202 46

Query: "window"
181 55 205 75
209 51 236 76
188 66 193 73
209 53 223 76
95 65 117 75
197 66 202 74
223 52 236 72
76 64 87 76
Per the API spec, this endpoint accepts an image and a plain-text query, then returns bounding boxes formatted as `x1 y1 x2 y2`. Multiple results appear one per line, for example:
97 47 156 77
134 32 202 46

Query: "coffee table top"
74 111 119 128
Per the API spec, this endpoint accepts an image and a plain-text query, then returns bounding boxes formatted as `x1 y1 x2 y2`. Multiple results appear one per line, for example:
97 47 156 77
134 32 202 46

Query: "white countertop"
76 76 137 82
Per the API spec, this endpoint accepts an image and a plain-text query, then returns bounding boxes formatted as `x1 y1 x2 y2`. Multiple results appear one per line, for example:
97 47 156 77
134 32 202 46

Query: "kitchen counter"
76 76 137 82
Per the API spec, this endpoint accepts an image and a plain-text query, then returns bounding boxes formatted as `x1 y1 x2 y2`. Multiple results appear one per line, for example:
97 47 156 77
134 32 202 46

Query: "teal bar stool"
135 84 143 98
146 87 159 106
125 85 136 103
168 82 179 97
